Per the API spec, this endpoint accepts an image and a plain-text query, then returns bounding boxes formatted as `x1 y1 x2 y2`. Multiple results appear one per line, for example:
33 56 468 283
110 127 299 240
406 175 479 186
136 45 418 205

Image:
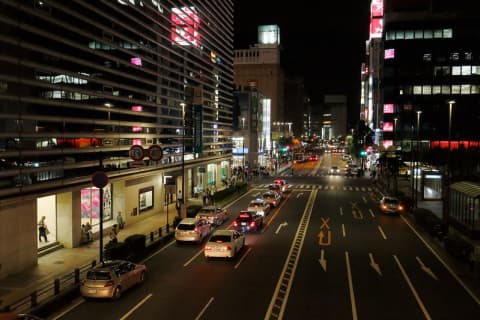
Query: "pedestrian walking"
85 221 93 241
38 216 48 242
202 189 207 206
116 211 125 229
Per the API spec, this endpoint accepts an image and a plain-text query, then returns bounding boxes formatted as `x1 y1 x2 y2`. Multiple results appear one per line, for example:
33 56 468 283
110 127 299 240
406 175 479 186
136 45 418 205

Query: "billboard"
171 7 200 47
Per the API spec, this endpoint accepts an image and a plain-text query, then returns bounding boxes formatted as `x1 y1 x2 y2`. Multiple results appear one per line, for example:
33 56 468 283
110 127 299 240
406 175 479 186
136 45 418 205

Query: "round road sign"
148 145 163 161
129 145 145 161
92 171 109 188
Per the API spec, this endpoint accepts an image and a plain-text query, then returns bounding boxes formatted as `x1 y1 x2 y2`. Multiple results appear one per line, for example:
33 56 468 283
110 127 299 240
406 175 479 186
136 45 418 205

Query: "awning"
450 181 480 198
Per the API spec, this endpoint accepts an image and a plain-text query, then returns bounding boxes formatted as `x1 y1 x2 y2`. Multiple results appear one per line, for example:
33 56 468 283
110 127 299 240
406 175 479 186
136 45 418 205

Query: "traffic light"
359 149 368 158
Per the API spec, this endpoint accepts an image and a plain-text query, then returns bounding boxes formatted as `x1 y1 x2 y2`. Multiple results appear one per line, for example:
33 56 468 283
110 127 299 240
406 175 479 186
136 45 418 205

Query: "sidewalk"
0 198 201 312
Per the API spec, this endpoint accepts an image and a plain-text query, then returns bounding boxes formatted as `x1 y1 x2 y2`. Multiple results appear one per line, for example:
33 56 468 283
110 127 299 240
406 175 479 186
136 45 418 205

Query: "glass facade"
0 0 234 197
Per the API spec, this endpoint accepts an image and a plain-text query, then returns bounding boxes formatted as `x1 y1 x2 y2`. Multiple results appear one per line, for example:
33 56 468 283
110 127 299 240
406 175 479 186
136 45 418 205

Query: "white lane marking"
369 253 382 276
362 196 367 203
378 225 388 240
342 224 346 237
393 255 432 320
235 247 252 269
194 297 215 320
318 249 327 272
369 209 375 218
296 193 303 198
184 249 204 267
340 207 344 216
401 215 480 305
345 251 358 320
119 293 153 320
275 222 288 234
143 239 176 262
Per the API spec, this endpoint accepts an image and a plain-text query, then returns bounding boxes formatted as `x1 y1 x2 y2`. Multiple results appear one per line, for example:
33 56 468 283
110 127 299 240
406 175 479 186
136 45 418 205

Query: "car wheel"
112 286 122 300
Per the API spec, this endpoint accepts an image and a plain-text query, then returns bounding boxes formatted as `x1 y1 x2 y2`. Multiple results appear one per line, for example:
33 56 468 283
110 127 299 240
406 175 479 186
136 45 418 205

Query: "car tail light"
226 246 232 251
104 280 114 287
233 221 238 227
205 245 212 251
250 221 256 228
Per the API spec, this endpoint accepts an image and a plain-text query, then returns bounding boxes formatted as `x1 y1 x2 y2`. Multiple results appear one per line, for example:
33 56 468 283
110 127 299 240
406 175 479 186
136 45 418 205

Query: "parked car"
262 191 282 208
195 206 228 226
379 196 404 215
204 229 245 259
232 210 263 232
247 198 271 217
175 218 212 243
80 260 146 300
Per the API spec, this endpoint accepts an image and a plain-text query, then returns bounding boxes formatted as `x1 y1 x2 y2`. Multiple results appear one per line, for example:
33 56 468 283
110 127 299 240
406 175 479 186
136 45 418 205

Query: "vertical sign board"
193 104 203 153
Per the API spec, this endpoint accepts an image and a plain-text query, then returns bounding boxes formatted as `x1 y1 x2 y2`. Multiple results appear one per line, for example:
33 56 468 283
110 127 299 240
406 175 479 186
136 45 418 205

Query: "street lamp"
181 102 185 209
415 111 422 208
445 100 455 232
393 117 398 145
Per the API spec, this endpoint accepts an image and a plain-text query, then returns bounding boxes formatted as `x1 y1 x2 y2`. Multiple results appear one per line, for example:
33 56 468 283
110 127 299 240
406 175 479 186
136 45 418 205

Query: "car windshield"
86 270 112 280
198 208 215 214
384 198 399 204
177 224 195 230
209 235 231 242
249 201 263 207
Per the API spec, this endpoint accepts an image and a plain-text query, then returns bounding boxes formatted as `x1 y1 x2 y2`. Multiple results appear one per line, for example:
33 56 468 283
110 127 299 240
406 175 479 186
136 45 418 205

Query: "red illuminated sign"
171 7 201 47
383 122 393 132
132 105 143 112
384 49 395 59
370 17 383 38
371 0 383 17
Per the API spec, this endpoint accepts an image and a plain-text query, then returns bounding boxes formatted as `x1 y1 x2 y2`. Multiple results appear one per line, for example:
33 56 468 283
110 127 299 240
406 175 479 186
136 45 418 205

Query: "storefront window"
139 186 154 212
81 184 112 227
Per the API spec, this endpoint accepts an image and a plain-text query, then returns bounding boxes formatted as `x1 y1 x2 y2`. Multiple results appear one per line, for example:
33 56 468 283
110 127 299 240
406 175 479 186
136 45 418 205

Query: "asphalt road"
52 154 480 320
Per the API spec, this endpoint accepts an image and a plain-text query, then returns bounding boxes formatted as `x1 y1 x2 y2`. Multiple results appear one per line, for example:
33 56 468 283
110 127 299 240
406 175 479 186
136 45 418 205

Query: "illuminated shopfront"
80 184 112 227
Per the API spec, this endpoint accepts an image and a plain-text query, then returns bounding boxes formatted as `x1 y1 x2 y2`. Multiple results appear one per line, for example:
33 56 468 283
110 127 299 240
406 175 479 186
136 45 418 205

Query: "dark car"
232 210 263 232
379 196 404 215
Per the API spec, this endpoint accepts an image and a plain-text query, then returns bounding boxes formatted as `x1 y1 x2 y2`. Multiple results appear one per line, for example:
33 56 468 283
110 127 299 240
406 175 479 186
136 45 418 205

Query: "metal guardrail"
2 224 173 314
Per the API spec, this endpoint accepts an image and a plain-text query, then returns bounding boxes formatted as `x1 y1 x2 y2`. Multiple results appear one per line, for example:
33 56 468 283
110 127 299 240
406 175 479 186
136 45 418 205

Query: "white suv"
175 218 212 243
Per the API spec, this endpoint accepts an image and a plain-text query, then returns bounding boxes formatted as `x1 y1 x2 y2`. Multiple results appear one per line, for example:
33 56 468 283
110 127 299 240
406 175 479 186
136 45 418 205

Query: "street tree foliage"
352 120 374 158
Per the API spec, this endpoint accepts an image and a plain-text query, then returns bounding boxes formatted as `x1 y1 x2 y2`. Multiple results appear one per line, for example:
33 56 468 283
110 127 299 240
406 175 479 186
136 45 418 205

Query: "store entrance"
37 195 57 248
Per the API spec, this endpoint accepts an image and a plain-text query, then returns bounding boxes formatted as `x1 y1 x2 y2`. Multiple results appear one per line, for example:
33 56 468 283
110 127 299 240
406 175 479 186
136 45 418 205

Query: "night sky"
234 0 371 123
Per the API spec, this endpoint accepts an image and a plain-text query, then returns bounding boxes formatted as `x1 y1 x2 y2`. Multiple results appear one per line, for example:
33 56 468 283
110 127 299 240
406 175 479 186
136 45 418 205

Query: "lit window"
433 86 441 94
452 66 461 75
443 29 453 38
461 84 471 94
414 30 423 39
450 52 460 61
472 85 479 94
434 66 443 76
442 85 451 94
405 30 414 39
442 66 450 75
395 30 404 39
452 85 461 94
465 52 472 60
413 86 422 95
424 30 433 39
384 49 395 59
422 85 432 95
386 31 395 40
434 29 443 38
423 53 432 61
461 66 471 75
473 66 480 75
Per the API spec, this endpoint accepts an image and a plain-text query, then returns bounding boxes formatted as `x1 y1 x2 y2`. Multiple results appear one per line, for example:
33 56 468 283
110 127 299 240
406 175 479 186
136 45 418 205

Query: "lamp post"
445 100 455 232
181 102 185 209
415 111 422 208
393 117 398 146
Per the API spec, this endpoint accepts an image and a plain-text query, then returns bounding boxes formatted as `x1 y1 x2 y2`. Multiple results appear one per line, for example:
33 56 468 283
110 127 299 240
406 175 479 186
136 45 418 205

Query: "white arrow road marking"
340 207 344 216
369 253 382 276
296 193 303 198
318 249 327 272
362 196 367 203
342 224 346 237
416 256 438 280
369 209 375 218
275 222 288 234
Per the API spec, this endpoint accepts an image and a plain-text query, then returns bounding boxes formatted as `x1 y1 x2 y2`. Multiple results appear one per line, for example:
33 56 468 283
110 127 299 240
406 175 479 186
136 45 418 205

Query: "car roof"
211 229 235 236
382 196 399 201
179 217 198 224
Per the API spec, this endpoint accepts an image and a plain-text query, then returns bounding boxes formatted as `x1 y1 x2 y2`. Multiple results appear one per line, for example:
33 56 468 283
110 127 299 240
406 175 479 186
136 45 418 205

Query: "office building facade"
0 0 234 277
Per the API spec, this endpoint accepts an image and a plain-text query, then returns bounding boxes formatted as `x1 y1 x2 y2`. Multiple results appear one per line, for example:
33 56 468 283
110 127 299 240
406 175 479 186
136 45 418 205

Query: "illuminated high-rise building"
0 0 234 276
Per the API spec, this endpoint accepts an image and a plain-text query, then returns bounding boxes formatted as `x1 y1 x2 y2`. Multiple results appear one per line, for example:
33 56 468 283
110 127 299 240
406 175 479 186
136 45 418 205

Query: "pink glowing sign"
171 7 201 47
370 17 383 38
132 105 143 112
384 49 395 59
384 103 394 114
130 57 142 66
383 140 393 148
383 122 393 132
371 0 383 18
132 139 142 145
132 126 142 133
